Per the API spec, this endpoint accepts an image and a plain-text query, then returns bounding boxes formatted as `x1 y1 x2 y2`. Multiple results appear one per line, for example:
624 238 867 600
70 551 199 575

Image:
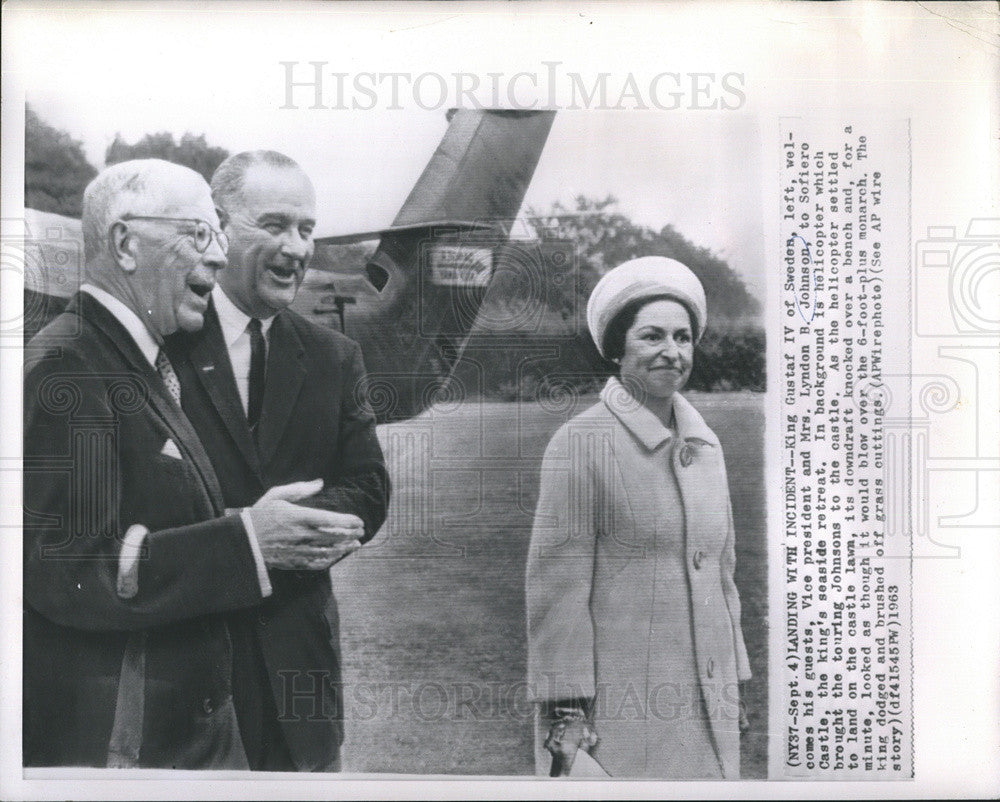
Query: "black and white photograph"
2 2 998 799
18 104 769 779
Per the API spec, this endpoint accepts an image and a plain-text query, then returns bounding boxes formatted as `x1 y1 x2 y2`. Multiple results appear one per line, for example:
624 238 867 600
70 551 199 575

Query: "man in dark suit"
23 159 361 768
167 151 390 771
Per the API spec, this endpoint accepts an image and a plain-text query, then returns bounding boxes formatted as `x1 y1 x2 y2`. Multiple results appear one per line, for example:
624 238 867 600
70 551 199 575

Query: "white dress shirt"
211 285 276 415
79 285 271 599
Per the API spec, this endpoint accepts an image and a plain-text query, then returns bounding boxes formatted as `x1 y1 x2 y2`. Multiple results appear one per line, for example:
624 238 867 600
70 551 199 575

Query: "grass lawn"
331 391 767 777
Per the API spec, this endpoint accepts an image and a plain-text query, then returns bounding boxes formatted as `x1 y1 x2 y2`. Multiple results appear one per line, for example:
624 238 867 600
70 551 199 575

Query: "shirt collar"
80 284 160 368
600 376 720 452
212 285 276 348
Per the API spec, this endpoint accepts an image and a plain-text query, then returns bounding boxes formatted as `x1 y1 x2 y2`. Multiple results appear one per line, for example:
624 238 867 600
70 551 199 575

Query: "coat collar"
68 292 225 512
69 292 157 380
79 283 160 367
185 301 262 476
600 376 719 452
174 300 307 470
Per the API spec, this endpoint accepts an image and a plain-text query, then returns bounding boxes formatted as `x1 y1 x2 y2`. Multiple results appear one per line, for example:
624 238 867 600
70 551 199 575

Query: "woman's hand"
544 703 599 777
738 687 751 734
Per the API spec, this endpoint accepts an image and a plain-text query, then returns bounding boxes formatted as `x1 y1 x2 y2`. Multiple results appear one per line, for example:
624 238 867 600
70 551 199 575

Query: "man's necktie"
155 349 181 406
247 318 266 432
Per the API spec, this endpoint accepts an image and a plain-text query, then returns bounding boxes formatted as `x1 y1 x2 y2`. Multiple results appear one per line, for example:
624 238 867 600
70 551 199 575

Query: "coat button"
679 444 693 467
201 697 215 715
706 658 715 679
693 550 705 570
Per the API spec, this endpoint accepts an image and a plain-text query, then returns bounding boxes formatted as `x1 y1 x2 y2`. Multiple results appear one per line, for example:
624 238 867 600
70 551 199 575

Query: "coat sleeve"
304 340 390 543
526 425 599 702
720 457 752 681
23 348 265 632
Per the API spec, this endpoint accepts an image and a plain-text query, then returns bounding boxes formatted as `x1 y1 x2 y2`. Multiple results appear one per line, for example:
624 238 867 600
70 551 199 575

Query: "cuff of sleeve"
737 653 752 681
117 524 149 599
540 698 592 720
240 508 273 598
735 635 752 680
528 669 597 704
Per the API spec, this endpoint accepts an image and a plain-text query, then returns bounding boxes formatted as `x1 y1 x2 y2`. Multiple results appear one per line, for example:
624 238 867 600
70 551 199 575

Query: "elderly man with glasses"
23 159 361 768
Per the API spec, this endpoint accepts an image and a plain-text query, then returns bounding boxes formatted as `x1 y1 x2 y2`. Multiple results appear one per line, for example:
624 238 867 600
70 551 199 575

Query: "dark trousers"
229 612 297 772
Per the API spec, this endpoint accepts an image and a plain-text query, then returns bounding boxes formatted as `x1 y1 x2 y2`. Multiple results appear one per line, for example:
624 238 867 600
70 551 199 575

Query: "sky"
9 1 992 307
27 103 765 295
15 7 765 298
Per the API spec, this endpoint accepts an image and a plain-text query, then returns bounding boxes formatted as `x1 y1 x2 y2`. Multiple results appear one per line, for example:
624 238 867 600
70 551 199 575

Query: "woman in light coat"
526 256 751 779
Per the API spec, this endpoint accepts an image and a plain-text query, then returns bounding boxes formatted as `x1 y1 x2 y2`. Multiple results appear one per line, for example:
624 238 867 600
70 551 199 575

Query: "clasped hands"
241 478 364 571
543 703 599 777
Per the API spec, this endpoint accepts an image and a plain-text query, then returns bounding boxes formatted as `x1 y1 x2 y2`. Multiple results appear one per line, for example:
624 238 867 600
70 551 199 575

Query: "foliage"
23 110 231 213
312 241 377 275
486 327 765 401
105 132 230 183
25 106 98 217
688 328 766 392
468 196 766 398
527 195 761 327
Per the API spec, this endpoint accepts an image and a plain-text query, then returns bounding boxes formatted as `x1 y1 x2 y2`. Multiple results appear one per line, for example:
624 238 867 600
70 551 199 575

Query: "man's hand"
257 478 324 504
247 499 364 571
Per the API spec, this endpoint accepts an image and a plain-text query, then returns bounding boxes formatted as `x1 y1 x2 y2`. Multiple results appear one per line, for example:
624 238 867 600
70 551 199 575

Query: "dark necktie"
155 349 181 406
247 318 266 433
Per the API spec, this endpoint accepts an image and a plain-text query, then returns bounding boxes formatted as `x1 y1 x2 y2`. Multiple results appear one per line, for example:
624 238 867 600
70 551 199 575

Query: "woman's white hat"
586 256 708 357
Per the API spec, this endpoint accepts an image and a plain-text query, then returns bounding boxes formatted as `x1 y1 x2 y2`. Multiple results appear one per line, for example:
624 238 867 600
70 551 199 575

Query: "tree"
462 195 767 396
105 132 229 183
25 106 97 217
527 195 761 327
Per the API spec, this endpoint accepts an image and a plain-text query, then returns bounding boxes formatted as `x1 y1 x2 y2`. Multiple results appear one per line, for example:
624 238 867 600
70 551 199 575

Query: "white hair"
81 159 205 267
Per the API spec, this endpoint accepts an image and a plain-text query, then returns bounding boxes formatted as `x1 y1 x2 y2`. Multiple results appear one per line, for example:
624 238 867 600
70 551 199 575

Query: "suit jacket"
23 293 265 768
167 301 389 770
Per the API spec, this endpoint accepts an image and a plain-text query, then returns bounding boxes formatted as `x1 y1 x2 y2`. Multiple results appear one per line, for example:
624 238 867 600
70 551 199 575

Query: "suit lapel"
188 305 262 477
255 311 306 467
75 293 226 512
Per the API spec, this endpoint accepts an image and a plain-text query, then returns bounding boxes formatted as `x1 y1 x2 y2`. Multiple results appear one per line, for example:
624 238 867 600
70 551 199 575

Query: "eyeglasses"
120 215 229 255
